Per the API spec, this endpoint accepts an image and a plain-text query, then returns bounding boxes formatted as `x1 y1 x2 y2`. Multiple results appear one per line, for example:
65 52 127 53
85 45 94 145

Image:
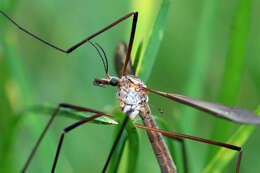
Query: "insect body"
117 75 148 120
95 75 177 172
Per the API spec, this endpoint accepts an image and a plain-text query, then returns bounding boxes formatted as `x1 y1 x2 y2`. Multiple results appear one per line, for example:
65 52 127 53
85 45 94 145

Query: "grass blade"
108 110 139 173
22 104 118 125
132 40 143 74
177 0 219 171
107 129 128 172
208 0 253 161
135 0 170 82
204 107 260 173
1 3 29 172
1 9 72 172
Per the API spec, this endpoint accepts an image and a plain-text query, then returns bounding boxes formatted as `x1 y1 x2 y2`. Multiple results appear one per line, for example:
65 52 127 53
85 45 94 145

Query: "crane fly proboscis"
1 5 260 173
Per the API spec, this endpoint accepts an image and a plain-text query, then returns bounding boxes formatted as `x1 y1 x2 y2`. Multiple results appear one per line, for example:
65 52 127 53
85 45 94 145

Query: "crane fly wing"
144 87 260 125
114 42 134 76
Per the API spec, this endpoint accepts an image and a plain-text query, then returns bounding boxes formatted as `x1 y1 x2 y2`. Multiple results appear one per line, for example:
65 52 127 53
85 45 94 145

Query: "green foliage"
132 40 143 75
204 108 260 173
22 104 118 125
178 0 220 171
135 0 170 82
1 0 260 172
208 0 254 161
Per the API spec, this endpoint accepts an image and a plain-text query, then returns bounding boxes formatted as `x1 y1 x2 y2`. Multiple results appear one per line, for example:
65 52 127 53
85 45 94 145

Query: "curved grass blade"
1 3 55 172
108 110 139 173
204 106 260 173
178 0 219 171
208 0 253 161
107 129 128 173
124 114 140 173
135 0 170 82
132 40 143 75
22 104 118 125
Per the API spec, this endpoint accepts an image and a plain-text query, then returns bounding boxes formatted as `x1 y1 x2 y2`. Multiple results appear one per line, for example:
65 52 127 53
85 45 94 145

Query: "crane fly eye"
110 77 119 86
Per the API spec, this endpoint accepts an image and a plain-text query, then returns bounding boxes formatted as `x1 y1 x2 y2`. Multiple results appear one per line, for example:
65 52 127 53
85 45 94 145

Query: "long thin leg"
120 12 138 77
51 113 105 172
0 10 138 54
103 116 188 173
21 103 110 173
135 123 242 173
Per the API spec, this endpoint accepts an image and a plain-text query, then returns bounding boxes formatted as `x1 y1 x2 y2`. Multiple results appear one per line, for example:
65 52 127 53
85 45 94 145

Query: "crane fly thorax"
116 75 149 120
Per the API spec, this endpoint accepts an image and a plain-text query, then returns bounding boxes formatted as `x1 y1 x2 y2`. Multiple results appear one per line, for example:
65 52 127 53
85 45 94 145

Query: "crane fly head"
92 42 133 88
91 42 125 88
93 76 120 87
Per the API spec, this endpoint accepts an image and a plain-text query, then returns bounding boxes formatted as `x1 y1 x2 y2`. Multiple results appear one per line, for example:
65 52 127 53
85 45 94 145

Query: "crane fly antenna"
88 41 109 77
95 42 109 75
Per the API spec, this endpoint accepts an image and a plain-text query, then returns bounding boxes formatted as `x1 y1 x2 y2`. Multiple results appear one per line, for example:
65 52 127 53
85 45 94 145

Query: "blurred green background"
1 0 260 172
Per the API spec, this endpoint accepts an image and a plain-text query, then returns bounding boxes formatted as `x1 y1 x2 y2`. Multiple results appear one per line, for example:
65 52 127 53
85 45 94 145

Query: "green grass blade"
135 0 170 82
124 115 140 173
204 107 260 173
1 11 72 172
107 129 128 173
1 3 28 172
109 110 139 173
177 0 219 172
133 40 143 75
208 0 253 161
0 45 18 173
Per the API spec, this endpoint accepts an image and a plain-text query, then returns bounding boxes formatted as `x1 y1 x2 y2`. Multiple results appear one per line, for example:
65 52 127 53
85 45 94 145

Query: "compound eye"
110 77 119 86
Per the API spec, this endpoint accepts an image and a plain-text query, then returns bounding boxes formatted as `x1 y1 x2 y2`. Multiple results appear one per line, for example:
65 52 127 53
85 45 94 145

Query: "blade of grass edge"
1 10 73 172
204 107 260 173
207 0 253 162
22 104 118 125
132 40 143 75
109 110 139 173
135 0 170 82
178 0 219 172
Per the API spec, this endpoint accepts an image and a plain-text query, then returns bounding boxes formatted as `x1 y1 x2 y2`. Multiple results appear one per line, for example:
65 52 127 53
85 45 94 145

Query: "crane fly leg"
21 103 109 172
135 123 242 173
0 10 138 55
51 113 106 173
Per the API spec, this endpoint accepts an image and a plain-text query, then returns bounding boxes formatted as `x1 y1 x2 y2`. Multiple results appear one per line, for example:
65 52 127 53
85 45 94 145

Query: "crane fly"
1 9 260 173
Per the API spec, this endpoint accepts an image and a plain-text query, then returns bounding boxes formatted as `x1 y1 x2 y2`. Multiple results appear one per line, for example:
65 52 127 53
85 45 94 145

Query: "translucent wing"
145 87 260 125
114 42 134 76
